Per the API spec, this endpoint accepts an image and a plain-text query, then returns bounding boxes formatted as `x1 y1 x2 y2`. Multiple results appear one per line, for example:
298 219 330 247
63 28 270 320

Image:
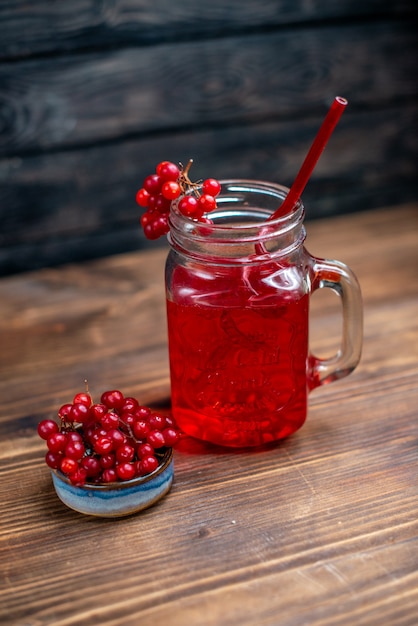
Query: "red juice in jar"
166 262 309 447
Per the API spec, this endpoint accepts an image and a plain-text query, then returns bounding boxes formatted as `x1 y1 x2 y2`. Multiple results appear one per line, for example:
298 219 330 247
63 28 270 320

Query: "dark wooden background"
0 1 417 276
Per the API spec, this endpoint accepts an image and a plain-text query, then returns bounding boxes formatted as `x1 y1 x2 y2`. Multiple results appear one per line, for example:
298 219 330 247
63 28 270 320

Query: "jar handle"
308 257 363 390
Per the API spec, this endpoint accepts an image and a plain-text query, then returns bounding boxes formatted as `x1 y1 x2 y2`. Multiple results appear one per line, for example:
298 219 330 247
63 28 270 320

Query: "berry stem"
180 159 201 197
183 159 193 177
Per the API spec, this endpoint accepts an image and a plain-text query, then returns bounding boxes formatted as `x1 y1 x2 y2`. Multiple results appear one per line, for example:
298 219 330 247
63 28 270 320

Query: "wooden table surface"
1 204 417 626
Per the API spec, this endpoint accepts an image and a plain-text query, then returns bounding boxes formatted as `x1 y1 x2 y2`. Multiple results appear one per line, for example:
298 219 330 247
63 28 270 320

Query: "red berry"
37 419 59 440
116 462 136 481
178 195 202 218
88 426 108 446
120 411 135 428
136 187 150 207
81 456 101 477
72 392 92 407
89 403 107 421
143 221 160 240
164 415 176 428
148 413 167 431
100 412 120 431
147 194 157 212
101 468 117 483
99 453 116 469
157 161 180 181
152 214 169 237
107 428 127 449
83 424 96 443
198 194 217 213
140 211 154 228
47 432 68 454
65 431 83 444
70 403 90 424
139 456 159 475
135 406 151 420
100 390 124 410
94 436 113 455
133 420 150 440
161 180 181 200
69 467 87 486
162 427 180 446
60 457 79 476
45 451 63 469
143 174 162 195
196 216 214 231
116 444 135 463
155 194 172 214
202 178 221 197
137 443 154 460
65 440 85 461
147 429 166 449
121 397 139 413
58 403 73 420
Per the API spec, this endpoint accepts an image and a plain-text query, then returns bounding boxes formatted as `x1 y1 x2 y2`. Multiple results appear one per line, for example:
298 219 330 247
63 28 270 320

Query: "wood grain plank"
0 206 417 625
0 22 416 156
0 1 415 60
0 104 416 275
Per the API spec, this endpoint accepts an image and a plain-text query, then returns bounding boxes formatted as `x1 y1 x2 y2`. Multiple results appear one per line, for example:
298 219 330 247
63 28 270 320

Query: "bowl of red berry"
37 388 180 517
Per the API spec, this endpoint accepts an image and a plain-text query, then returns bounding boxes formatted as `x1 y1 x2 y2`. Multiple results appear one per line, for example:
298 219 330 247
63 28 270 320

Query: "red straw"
269 96 348 220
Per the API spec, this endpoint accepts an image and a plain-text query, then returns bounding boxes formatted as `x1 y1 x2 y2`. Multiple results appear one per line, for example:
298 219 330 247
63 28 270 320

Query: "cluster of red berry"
135 159 221 240
37 389 181 486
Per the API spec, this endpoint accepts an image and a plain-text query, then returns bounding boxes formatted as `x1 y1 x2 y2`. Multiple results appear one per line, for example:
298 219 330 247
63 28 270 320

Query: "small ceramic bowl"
51 448 174 517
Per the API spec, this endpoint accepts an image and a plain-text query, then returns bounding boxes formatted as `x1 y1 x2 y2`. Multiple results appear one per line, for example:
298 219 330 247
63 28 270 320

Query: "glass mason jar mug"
165 180 363 447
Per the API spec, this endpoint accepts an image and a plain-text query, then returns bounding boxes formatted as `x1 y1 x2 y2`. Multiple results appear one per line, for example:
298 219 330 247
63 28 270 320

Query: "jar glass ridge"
168 180 306 263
